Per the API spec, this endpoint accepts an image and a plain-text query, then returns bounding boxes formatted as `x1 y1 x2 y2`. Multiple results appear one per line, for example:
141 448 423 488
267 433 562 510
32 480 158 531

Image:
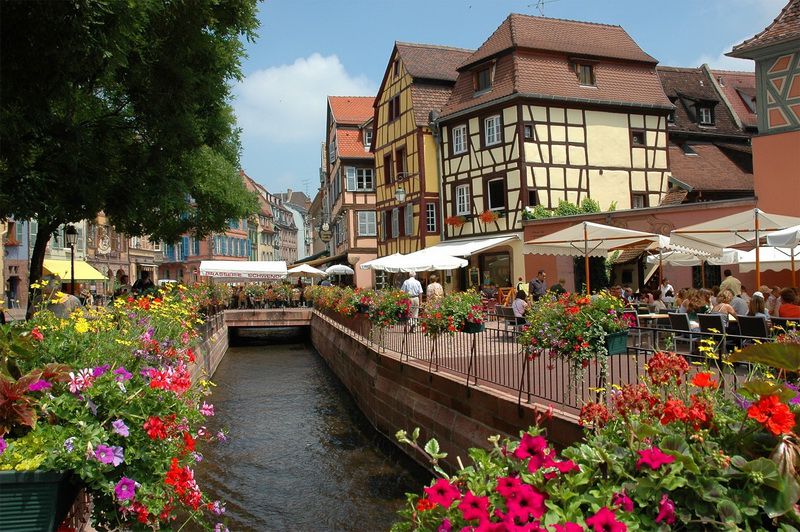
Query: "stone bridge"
223 308 312 328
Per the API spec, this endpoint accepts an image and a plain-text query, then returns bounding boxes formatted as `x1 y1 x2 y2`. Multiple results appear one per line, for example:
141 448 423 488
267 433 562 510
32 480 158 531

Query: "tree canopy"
0 0 260 284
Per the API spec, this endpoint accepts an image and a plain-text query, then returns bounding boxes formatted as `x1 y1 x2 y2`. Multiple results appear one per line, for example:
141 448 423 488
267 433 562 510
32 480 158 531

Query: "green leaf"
738 380 797 402
729 343 800 371
717 500 742 523
424 439 440 457
411 427 420 442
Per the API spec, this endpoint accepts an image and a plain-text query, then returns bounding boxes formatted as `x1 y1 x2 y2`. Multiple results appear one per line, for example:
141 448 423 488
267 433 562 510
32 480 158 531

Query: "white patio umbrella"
379 250 468 273
670 209 800 288
736 246 800 285
643 248 739 286
766 225 800 287
525 221 662 293
325 264 355 275
287 264 328 285
359 253 404 271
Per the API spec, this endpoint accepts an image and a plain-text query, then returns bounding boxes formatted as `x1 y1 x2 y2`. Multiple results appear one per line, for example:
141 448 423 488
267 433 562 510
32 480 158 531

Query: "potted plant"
445 216 467 228
368 290 412 328
478 210 499 224
354 288 376 314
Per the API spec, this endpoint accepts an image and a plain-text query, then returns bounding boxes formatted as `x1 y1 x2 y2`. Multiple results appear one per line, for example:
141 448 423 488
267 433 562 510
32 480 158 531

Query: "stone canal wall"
309 312 582 471
192 319 229 382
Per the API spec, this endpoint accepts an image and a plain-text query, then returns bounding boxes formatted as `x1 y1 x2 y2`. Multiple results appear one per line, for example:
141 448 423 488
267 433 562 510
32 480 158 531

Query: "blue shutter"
180 236 189 261
193 237 200 256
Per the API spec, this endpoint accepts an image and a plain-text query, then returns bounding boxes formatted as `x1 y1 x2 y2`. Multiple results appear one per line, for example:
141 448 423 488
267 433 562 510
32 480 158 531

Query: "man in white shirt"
660 278 674 299
401 272 423 331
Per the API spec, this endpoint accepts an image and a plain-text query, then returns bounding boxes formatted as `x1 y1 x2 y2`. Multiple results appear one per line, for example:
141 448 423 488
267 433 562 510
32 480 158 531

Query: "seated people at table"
683 291 709 322
481 281 498 300
711 289 737 317
512 290 529 325
731 291 749 317
652 290 667 312
709 286 720 307
778 288 800 318
769 286 783 317
674 288 688 309
748 291 769 319
740 286 751 304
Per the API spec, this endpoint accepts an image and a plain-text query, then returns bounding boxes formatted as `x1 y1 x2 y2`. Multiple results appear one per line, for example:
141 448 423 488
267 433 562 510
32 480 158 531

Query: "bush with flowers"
368 289 413 328
0 285 228 530
420 291 485 337
354 288 377 313
519 291 626 374
393 343 800 531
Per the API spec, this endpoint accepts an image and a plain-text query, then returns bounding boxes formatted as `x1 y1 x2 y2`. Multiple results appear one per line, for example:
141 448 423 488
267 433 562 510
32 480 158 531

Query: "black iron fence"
314 309 784 414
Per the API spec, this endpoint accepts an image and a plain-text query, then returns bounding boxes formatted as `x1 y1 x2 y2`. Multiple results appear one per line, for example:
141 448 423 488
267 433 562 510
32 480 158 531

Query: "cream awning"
199 260 287 280
415 234 519 257
43 259 107 281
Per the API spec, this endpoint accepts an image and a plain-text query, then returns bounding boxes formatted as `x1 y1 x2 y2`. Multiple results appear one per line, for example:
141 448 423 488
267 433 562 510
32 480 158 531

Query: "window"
404 204 413 236
426 203 437 233
194 238 200 256
130 236 141 249
528 190 539 207
484 115 502 146
455 184 470 215
523 123 535 140
575 63 595 86
357 168 374 190
391 208 399 238
631 130 646 146
153 240 161 251
357 211 376 236
328 138 336 162
452 124 467 154
395 148 406 178
487 178 506 211
388 95 401 121
392 59 400 78
699 106 714 125
668 109 676 123
632 193 648 209
383 154 392 184
363 129 372 150
475 65 492 92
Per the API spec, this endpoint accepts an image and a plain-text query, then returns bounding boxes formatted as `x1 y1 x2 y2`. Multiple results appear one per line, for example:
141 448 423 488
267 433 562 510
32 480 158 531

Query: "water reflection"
195 334 426 531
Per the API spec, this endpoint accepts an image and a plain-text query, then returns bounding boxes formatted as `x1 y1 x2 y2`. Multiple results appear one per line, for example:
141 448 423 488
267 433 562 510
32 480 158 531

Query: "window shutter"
181 236 189 261
194 238 200 256
405 205 413 236
345 167 356 191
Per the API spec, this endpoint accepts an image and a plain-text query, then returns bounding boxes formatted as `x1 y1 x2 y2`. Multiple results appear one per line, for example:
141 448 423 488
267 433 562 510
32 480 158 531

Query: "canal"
195 330 427 531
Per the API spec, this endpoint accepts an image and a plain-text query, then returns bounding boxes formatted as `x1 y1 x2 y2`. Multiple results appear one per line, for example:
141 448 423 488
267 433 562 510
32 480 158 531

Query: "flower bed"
0 285 228 530
394 345 800 530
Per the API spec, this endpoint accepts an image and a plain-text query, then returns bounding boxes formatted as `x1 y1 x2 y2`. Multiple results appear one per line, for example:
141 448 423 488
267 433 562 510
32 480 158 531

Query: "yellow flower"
74 319 89 334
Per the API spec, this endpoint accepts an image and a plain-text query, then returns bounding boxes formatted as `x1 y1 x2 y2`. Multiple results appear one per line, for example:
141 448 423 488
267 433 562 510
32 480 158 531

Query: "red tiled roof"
240 171 274 218
396 42 474 82
657 66 745 136
730 0 800 57
336 128 372 159
711 70 758 129
328 96 375 125
460 14 658 70
411 84 456 126
668 143 754 191
442 51 670 117
659 188 689 206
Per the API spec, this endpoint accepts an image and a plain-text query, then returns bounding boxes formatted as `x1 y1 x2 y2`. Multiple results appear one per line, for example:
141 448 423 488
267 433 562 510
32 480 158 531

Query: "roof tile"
730 0 800 57
668 143 754 191
410 84 454 126
328 96 375 125
337 128 372 159
711 70 758 129
396 42 474 82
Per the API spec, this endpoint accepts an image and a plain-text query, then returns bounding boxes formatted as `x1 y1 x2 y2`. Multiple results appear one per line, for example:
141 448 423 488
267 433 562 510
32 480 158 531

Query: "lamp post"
394 186 407 203
65 225 78 295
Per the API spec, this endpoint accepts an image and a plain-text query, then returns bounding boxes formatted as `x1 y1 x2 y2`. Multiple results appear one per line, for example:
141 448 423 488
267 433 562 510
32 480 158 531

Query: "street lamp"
394 186 407 203
65 225 78 295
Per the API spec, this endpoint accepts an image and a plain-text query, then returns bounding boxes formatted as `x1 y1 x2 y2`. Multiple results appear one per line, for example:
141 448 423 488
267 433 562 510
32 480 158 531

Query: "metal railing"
199 311 225 341
314 309 786 414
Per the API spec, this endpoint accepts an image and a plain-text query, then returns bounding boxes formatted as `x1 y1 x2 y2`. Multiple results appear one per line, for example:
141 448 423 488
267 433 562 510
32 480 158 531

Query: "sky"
233 0 786 196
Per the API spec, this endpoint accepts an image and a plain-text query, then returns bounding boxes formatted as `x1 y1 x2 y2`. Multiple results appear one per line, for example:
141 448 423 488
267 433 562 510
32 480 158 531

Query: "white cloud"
233 53 375 143
694 45 756 71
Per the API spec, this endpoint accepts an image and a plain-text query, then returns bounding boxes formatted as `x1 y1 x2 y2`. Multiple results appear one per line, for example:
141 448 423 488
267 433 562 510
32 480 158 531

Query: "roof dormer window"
575 63 595 86
698 105 714 125
475 65 493 93
363 129 373 151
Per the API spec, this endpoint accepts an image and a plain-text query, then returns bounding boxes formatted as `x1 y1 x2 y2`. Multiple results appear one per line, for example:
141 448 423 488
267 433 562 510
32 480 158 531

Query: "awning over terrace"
43 259 107 281
370 250 468 273
199 261 287 280
416 234 519 257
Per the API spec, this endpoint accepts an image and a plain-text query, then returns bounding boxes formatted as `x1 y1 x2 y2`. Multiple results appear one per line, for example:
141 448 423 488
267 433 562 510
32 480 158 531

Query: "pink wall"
753 131 800 217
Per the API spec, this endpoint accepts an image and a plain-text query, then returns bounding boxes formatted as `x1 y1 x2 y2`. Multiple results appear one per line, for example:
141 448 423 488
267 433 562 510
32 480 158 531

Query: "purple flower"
28 379 52 392
64 437 76 452
208 500 226 515
113 367 132 382
95 444 115 464
200 402 215 417
214 524 229 532
93 364 111 377
111 446 124 467
86 399 98 416
114 477 136 500
0 436 7 455
216 431 228 443
112 419 129 437
192 452 204 463
733 393 752 410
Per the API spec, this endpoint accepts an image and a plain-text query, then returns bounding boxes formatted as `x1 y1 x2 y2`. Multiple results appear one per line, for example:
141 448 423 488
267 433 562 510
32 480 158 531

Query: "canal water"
195 330 427 531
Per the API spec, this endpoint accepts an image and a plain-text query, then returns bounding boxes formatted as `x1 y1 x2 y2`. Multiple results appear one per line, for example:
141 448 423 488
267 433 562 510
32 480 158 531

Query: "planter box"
462 322 486 334
605 330 629 355
0 470 77 532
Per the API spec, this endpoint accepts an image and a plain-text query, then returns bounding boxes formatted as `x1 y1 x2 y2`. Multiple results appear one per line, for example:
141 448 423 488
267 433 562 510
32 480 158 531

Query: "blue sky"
233 0 785 196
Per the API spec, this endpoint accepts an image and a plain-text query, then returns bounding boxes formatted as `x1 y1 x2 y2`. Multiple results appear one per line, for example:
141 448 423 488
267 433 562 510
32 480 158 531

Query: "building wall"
756 49 800 132
753 130 800 216
4 219 30 311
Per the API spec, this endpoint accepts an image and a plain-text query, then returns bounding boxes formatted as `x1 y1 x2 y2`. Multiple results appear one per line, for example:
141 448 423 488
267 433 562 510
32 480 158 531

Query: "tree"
0 0 260 300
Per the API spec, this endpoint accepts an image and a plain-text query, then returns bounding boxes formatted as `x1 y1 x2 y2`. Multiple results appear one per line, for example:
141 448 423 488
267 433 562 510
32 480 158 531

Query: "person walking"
426 274 444 304
401 271 423 332
719 269 742 297
528 270 547 301
512 290 529 325
515 276 527 295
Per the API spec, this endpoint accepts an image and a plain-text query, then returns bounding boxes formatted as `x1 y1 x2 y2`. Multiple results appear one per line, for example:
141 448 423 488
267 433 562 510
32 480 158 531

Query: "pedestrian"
132 271 155 295
515 276 526 294
549 278 567 295
400 271 423 332
426 274 444 303
512 290 529 325
528 270 547 301
718 269 742 297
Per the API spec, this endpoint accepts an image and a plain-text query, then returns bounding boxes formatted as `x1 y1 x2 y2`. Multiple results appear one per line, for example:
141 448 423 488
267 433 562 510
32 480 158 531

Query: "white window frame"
484 115 502 146
452 125 467 154
391 208 399 238
363 129 372 150
357 211 376 236
130 236 141 249
487 178 506 211
426 203 437 233
404 204 413 236
455 184 470 215
357 168 374 191
699 106 713 125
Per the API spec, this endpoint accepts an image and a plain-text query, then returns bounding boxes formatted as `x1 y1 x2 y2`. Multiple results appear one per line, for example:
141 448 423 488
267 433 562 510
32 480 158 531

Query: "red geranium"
748 395 796 435
143 416 168 440
646 352 689 385
416 498 437 512
636 447 675 470
691 371 719 389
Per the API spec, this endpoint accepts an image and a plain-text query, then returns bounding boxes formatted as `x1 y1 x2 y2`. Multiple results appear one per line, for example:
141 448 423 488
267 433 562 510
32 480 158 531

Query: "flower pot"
604 330 629 355
356 303 370 314
462 322 485 334
0 470 77 532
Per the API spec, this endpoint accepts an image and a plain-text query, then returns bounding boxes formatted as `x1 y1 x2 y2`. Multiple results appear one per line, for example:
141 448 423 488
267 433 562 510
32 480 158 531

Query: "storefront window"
479 252 511 288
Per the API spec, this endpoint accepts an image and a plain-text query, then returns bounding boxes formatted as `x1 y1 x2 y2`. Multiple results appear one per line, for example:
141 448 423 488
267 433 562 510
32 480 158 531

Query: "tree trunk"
26 220 57 319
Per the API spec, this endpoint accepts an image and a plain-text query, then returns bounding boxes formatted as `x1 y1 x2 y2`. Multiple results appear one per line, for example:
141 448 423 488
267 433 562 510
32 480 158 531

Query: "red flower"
182 431 196 453
636 447 675 470
660 398 688 425
646 352 689 384
655 494 676 525
513 434 548 459
424 478 461 508
579 402 610 428
585 507 627 532
552 524 583 532
748 395 796 435
416 498 437 512
691 372 718 389
30 327 44 342
687 395 714 430
505 484 547 522
611 490 634 512
143 416 168 440
458 491 489 522
495 476 522 498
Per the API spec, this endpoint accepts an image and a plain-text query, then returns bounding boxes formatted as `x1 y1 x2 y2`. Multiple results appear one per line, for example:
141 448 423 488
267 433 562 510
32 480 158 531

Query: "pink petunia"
114 477 136 500
611 490 634 512
495 476 522 498
505 484 547 522
636 447 675 471
552 524 584 532
458 490 490 522
513 433 548 460
655 494 676 525
28 380 52 392
200 402 215 417
585 507 627 532
424 478 461 508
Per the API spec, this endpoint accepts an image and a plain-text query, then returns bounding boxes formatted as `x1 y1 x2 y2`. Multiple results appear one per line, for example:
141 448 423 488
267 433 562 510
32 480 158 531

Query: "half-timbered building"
435 14 673 289
372 42 473 268
325 96 377 287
